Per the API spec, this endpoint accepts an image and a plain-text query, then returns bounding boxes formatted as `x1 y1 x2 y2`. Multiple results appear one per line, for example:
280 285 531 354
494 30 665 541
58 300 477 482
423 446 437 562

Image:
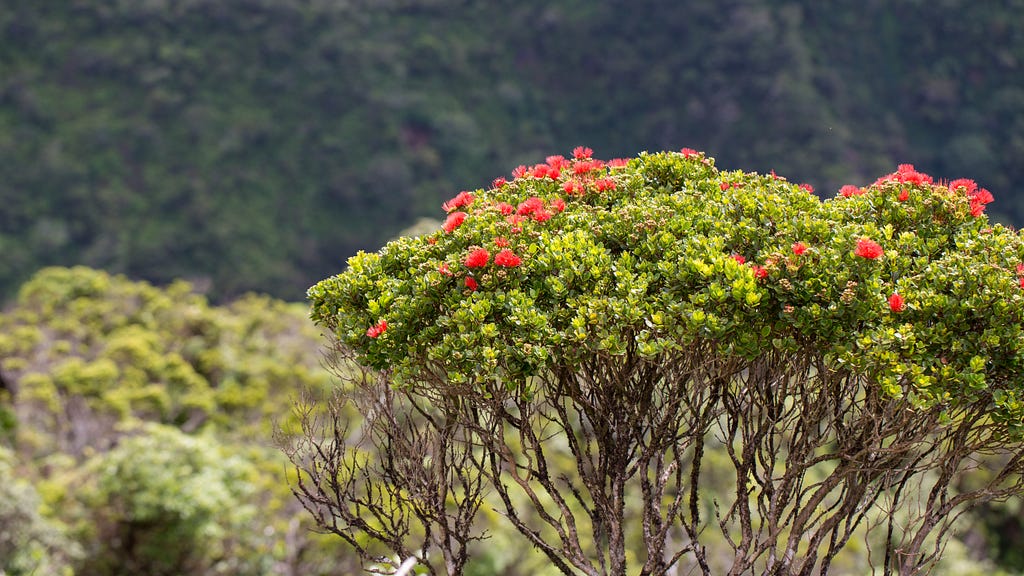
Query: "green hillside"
2 0 1023 301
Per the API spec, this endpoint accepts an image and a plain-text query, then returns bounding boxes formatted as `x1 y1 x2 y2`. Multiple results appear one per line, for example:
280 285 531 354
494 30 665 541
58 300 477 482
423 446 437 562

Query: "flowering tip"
464 248 490 268
366 319 388 338
443 211 468 233
854 238 884 259
494 249 523 268
442 191 474 212
572 146 594 160
888 293 905 313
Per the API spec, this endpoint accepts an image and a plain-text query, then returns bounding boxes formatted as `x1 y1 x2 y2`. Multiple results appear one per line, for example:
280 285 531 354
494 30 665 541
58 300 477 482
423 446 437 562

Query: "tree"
290 149 1024 575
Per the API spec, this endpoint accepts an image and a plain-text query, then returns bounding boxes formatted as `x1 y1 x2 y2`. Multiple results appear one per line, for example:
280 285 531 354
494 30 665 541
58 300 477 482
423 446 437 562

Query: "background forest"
2 0 1024 574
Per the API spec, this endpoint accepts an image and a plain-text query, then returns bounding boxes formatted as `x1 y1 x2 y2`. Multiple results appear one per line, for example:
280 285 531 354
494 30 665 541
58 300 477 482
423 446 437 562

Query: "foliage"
75 422 258 575
0 266 355 575
304 149 1024 575
0 446 80 576
2 1 1024 301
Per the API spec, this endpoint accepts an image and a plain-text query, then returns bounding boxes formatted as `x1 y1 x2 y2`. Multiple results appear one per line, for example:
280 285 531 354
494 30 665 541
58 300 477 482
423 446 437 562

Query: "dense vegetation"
2 0 1023 301
0 267 357 575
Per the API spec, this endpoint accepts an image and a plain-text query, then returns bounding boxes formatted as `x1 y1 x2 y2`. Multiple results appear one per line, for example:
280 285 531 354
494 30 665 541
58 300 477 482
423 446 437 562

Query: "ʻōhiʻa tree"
287 148 1024 575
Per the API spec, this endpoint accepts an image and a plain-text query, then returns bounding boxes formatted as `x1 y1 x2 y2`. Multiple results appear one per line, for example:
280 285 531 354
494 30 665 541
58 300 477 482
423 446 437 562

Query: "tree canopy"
301 149 1024 575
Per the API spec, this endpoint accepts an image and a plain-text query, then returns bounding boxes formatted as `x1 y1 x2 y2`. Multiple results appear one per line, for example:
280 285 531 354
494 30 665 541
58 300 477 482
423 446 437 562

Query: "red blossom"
366 319 388 338
854 238 884 259
1017 263 1024 276
720 182 731 191
562 180 585 195
550 198 566 212
731 254 746 264
512 165 529 179
505 214 525 231
533 209 553 222
594 178 616 191
840 185 863 198
494 249 523 268
607 158 629 168
770 169 785 181
546 155 570 169
442 191 475 212
497 202 515 215
531 164 550 179
427 236 438 245
799 183 814 194
680 148 699 158
492 177 507 189
442 211 468 233
949 178 978 194
875 164 933 187
465 276 478 291
494 237 510 247
751 264 768 280
517 197 545 215
791 242 808 256
966 186 994 217
1019 276 1024 290
464 248 490 268
888 293 905 312
898 188 910 202
573 160 603 175
573 146 594 160
439 262 453 276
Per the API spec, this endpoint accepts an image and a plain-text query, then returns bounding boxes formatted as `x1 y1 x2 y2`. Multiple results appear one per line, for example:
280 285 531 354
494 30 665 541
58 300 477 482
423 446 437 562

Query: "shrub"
298 149 1024 575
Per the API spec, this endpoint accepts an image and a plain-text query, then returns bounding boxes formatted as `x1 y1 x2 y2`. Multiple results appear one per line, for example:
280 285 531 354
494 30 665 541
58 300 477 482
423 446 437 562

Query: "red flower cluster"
366 319 388 338
515 196 558 223
494 249 523 268
563 180 585 195
888 293 905 312
465 248 490 268
731 254 746 264
875 164 933 187
799 183 814 194
573 146 594 160
751 264 768 280
949 178 994 217
791 242 808 256
594 178 616 192
854 238 884 259
505 214 525 232
439 262 453 276
465 277 478 291
546 155 570 170
898 188 910 202
442 191 474 212
443 211 467 233
840 185 865 198
680 148 699 158
607 158 630 168
517 197 544 215
573 160 605 175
